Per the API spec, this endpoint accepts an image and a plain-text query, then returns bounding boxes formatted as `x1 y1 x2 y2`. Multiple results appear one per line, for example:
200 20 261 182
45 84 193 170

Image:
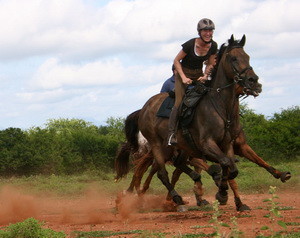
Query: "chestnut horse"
116 35 264 210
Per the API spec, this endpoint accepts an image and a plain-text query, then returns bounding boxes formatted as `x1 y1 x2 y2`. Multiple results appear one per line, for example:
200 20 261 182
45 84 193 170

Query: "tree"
0 128 33 175
267 106 300 159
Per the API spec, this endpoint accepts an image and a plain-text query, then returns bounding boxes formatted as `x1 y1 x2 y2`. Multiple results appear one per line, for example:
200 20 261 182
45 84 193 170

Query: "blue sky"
0 0 299 129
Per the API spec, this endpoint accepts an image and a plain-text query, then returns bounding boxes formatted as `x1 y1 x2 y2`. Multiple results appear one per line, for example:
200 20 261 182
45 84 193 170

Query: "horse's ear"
240 34 246 46
229 34 234 45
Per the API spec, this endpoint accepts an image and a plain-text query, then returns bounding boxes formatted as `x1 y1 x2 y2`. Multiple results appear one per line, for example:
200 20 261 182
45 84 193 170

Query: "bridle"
205 45 254 129
226 46 254 91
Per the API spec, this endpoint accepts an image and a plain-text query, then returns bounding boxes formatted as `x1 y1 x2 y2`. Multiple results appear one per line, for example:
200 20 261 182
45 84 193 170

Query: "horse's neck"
209 63 239 122
212 64 235 101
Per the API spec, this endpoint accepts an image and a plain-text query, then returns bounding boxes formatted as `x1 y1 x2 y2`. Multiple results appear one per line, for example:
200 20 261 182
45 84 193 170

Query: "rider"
160 64 176 93
168 18 218 146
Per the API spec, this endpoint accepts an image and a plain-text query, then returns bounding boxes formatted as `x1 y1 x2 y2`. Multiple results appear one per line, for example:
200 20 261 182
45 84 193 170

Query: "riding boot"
167 106 179 145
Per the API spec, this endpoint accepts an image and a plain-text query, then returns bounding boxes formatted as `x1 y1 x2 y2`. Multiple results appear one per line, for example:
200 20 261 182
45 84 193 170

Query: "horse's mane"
210 43 226 80
210 35 244 80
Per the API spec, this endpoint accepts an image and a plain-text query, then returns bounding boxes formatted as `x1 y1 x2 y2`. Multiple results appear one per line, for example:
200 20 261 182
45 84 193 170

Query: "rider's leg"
167 73 185 145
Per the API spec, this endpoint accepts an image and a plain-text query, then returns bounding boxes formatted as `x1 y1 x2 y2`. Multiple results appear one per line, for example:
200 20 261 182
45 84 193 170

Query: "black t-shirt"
181 38 218 70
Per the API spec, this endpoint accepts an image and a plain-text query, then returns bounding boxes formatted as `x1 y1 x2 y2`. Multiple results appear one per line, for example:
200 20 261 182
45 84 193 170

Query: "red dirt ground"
0 186 299 237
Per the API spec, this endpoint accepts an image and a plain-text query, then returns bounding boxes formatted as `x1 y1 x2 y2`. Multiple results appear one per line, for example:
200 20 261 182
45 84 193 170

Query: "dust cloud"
0 185 169 226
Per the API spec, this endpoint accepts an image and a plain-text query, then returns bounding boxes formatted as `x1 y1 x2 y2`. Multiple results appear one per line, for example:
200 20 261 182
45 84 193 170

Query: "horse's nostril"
248 77 257 83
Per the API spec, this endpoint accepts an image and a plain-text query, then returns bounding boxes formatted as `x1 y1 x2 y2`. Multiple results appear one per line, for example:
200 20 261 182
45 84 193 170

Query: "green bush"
0 106 298 176
240 105 299 162
0 217 66 238
267 106 300 159
0 128 33 176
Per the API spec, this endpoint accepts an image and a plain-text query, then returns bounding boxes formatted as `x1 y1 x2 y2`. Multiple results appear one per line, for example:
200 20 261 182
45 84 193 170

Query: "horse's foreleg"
234 134 291 182
228 179 250 211
201 141 237 205
172 154 213 208
189 158 210 206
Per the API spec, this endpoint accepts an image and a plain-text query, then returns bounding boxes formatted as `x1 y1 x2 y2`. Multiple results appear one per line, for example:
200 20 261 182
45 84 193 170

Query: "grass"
233 159 300 194
0 160 299 198
71 229 143 237
0 218 66 238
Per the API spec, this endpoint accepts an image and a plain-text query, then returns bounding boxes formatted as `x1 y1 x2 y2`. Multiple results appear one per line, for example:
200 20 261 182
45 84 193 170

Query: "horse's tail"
124 109 141 153
115 109 141 180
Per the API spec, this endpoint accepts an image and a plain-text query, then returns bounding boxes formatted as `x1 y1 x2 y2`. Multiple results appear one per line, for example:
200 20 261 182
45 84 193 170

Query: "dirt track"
0 186 299 237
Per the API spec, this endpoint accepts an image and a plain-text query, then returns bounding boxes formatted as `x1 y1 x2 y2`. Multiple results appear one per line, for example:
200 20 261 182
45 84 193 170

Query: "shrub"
0 217 66 238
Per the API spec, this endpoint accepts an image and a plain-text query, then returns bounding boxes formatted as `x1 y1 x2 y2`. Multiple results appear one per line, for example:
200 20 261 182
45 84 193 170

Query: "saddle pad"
156 96 175 118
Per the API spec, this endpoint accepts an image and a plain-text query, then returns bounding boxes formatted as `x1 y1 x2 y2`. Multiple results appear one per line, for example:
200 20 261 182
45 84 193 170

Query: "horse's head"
221 35 262 97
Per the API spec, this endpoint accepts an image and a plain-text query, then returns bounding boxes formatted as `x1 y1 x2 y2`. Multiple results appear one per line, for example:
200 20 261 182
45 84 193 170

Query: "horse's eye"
231 56 238 62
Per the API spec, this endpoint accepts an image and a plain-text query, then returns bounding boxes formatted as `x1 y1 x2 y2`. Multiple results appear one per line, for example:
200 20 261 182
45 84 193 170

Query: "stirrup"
167 133 177 146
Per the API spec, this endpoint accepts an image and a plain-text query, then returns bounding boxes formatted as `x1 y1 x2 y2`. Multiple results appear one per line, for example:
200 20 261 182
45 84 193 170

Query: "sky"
0 0 299 129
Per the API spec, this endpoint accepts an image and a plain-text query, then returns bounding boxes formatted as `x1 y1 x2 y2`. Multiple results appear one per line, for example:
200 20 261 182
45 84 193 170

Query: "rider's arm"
198 54 217 82
204 54 217 76
174 50 192 85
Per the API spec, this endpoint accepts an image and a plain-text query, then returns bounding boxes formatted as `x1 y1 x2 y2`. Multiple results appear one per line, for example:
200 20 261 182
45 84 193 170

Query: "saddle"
156 84 209 127
179 84 209 127
156 91 175 118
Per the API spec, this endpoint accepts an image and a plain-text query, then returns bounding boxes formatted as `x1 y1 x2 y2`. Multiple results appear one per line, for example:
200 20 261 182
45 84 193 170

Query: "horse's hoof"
216 192 228 205
197 199 210 206
173 195 184 205
280 172 291 183
177 205 188 212
237 204 251 212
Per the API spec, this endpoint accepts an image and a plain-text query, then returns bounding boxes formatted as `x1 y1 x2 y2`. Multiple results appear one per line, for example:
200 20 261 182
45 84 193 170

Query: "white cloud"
30 58 125 89
0 0 299 128
29 57 171 91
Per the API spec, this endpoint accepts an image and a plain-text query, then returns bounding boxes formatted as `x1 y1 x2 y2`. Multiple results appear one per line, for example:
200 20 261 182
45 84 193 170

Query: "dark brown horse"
116 99 291 211
116 35 265 210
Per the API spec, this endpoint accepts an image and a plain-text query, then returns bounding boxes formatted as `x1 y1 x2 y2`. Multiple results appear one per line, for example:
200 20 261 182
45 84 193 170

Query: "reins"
205 45 251 131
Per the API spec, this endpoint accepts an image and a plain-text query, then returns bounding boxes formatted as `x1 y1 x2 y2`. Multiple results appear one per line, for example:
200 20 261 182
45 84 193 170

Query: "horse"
116 110 223 206
116 35 263 211
115 98 291 211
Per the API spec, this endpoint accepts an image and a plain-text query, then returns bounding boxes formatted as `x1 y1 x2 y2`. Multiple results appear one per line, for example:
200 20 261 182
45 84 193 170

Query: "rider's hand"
182 77 192 85
197 74 208 83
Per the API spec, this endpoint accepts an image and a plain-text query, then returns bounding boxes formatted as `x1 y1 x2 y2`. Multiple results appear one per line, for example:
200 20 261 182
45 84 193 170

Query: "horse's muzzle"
244 75 262 97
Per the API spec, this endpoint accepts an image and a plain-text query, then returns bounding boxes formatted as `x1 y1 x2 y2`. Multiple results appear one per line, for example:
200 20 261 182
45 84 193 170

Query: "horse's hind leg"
228 179 250 211
126 176 136 193
167 167 183 201
131 152 155 194
140 161 159 194
151 145 185 207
